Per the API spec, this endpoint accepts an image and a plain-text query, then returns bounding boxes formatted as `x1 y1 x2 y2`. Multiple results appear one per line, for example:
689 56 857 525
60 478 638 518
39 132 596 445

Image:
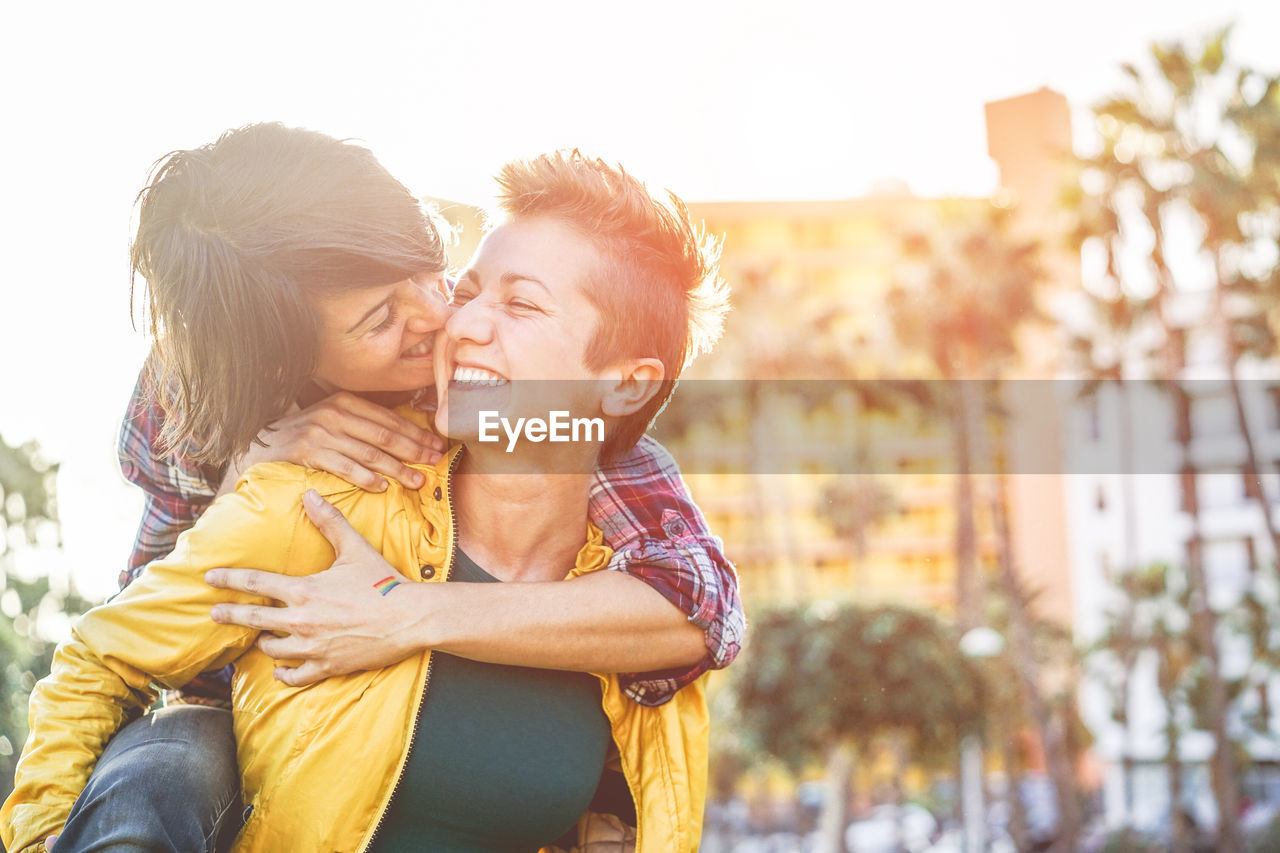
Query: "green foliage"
1074 28 1280 367
819 477 895 561
0 434 95 803
730 602 985 770
1098 827 1165 853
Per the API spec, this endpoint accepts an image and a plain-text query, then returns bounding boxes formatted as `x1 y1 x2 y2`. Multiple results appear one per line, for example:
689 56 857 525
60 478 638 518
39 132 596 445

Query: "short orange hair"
493 151 729 460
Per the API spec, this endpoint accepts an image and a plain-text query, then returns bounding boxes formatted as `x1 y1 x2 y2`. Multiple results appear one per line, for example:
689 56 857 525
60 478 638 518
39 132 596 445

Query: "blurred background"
3 2 1280 851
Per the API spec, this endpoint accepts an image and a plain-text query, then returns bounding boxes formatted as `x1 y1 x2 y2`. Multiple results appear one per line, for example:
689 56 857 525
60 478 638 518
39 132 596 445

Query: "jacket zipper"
358 449 462 853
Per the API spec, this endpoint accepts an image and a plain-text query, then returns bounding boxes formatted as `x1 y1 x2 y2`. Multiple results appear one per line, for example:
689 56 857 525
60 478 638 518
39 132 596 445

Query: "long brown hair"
131 123 447 466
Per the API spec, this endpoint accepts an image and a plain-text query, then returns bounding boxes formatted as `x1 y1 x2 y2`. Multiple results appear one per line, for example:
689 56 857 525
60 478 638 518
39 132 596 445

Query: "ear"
600 358 665 418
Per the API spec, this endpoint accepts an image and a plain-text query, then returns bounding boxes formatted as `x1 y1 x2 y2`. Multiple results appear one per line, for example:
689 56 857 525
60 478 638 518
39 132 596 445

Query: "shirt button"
433 486 443 501
420 564 436 580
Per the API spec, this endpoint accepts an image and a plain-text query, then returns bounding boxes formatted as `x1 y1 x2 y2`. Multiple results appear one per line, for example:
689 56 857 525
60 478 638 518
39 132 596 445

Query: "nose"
405 275 451 333
444 294 493 347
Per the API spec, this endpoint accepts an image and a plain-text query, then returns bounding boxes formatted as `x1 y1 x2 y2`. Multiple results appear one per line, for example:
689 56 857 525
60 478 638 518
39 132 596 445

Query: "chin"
363 371 437 393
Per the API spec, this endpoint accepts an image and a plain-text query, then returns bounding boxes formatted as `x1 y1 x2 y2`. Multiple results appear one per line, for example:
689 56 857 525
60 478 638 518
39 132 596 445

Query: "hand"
223 392 446 495
205 489 424 686
45 835 58 851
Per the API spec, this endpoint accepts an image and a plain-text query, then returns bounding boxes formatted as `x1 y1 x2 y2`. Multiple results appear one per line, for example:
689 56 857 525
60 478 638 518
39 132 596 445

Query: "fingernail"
411 472 425 487
211 606 226 622
303 489 321 507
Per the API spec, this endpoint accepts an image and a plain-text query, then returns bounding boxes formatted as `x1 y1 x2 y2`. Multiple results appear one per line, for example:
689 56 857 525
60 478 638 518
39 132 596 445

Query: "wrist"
396 581 454 656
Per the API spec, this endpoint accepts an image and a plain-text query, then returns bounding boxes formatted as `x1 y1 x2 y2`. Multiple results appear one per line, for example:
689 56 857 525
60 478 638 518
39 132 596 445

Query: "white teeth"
403 339 432 357
452 366 507 386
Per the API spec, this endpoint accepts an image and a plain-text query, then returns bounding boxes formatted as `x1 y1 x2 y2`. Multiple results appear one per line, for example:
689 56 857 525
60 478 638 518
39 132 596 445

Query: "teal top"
368 549 613 853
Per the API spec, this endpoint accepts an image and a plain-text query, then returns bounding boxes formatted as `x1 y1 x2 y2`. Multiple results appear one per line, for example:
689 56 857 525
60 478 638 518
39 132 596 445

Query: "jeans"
55 705 242 853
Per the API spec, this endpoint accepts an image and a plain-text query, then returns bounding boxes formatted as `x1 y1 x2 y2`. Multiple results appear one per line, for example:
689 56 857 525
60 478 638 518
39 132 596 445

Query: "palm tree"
1074 29 1280 850
887 213 1041 629
886 206 1088 850
818 476 895 597
1061 230 1166 829
699 264 905 600
989 471 1085 851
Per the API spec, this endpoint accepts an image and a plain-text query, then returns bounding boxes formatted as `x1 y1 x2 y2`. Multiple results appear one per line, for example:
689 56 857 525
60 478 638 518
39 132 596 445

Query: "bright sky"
2 0 1277 600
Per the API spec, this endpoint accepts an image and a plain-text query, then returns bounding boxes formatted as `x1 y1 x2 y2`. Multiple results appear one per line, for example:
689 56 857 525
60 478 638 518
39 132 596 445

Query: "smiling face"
433 216 615 443
311 272 451 393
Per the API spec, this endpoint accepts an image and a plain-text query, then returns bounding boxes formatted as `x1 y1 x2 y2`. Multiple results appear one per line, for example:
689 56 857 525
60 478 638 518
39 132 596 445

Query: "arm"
0 473 300 853
207 438 744 705
208 490 708 685
589 435 745 705
116 362 221 587
212 392 447 499
118 359 445 583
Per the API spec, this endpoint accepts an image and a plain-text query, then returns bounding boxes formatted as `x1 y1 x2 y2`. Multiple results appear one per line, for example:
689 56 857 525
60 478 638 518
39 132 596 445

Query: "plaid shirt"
117 367 743 707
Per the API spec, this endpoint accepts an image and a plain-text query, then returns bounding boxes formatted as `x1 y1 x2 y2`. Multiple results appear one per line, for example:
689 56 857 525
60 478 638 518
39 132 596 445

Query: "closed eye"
370 305 400 333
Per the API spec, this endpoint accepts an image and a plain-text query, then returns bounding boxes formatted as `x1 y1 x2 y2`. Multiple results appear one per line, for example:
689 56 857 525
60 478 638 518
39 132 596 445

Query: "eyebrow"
344 296 393 334
458 269 550 296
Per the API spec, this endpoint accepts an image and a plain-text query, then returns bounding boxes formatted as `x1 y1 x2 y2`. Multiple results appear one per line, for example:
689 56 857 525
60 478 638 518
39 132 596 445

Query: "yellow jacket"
2 448 708 852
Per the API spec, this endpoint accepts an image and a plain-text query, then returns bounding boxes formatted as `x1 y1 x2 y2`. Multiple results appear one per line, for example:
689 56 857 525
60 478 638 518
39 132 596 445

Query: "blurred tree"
887 208 1044 631
675 263 901 601
1232 560 1280 741
983 578 1090 852
731 603 984 853
1072 28 1280 850
818 476 895 597
1063 277 1168 831
1087 561 1249 853
1086 568 1146 829
989 470 1091 851
0 435 94 803
885 208 1089 848
1063 289 1160 569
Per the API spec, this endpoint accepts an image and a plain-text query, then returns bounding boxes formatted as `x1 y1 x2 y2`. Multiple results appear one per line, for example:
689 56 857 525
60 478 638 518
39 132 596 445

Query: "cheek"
315 336 403 384
357 336 406 365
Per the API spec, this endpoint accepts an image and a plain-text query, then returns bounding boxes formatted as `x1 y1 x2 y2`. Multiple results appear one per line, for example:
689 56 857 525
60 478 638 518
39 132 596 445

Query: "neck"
453 447 595 582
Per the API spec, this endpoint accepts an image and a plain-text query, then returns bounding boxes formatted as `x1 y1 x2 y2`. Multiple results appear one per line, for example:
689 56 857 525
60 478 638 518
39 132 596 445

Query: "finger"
305 448 388 492
46 835 58 851
274 662 326 688
415 432 447 465
302 489 376 555
210 602 291 633
327 394 441 457
338 415 443 469
320 436 426 491
205 568 295 600
256 632 303 660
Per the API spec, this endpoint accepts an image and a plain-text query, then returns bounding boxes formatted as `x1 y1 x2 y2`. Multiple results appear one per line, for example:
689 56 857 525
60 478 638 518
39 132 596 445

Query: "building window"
1191 392 1236 440
1197 468 1247 511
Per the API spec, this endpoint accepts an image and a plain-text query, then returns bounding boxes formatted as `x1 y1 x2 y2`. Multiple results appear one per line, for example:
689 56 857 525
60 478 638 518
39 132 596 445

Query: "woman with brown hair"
4 125 740 852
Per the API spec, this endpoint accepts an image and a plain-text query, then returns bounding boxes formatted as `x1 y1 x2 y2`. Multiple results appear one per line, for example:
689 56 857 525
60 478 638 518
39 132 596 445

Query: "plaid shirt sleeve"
117 363 231 706
589 435 745 707
117 366 222 587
